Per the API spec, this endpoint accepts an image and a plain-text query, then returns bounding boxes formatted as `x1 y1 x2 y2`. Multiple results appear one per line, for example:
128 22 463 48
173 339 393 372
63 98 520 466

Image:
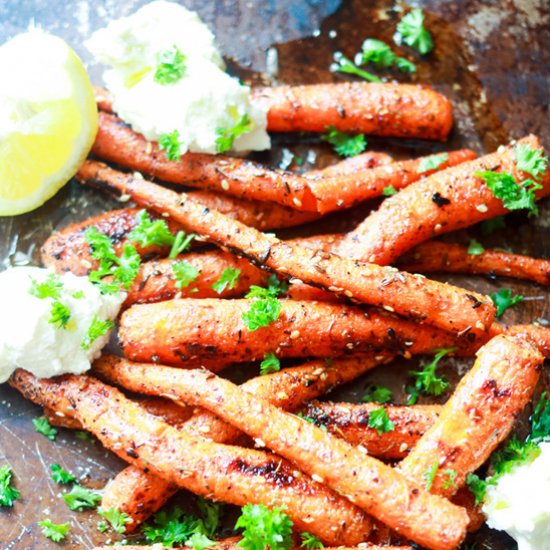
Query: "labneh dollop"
86 0 270 154
0 267 123 382
484 441 550 550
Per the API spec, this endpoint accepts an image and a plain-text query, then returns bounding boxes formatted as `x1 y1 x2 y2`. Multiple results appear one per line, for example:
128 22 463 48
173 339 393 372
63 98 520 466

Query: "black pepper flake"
432 192 451 207
465 293 482 309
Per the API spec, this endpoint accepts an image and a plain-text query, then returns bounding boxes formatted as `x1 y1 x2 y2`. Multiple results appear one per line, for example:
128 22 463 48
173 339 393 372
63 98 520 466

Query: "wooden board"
0 0 548 548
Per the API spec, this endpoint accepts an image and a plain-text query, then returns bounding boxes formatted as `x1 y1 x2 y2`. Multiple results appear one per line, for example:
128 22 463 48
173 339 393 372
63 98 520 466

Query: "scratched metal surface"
0 0 549 548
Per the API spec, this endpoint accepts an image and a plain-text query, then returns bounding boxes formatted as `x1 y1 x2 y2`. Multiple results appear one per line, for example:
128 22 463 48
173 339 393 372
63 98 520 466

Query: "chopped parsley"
359 38 416 73
442 469 457 490
38 519 70 542
0 465 20 507
480 216 506 235
418 152 448 173
159 129 182 161
235 504 294 550
216 114 254 153
29 273 63 300
51 464 75 485
467 238 485 256
515 143 548 180
172 261 200 290
361 384 393 404
409 348 455 400
300 532 324 549
332 52 382 83
382 185 397 197
154 46 187 85
466 473 487 505
530 391 550 443
212 268 241 294
33 416 58 441
187 531 216 550
322 126 367 158
490 288 524 318
98 507 132 534
128 209 177 248
423 461 438 491
62 484 101 511
81 316 114 350
368 407 395 434
260 353 281 375
169 230 195 259
395 8 434 55
242 276 287 332
48 301 71 329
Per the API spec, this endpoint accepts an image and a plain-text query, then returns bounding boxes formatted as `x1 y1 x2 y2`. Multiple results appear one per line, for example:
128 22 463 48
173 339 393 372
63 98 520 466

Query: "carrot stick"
9 370 372 545
77 161 496 339
250 83 454 140
397 334 543 497
335 135 550 264
398 241 550 286
307 149 477 214
306 151 393 177
118 299 471 366
301 401 441 460
85 363 469 549
505 324 550 358
96 352 393 529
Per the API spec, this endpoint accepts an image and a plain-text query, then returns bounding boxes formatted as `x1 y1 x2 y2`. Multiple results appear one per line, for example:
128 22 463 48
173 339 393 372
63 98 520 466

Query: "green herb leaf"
476 170 542 216
423 461 438 491
33 416 58 441
530 392 550 443
212 268 241 294
38 519 70 542
480 216 506 235
442 469 457 490
81 316 114 350
51 464 75 485
144 506 200 547
62 485 101 511
260 353 281 375
75 430 93 441
216 114 254 153
360 38 396 68
98 507 132 534
395 56 416 73
172 261 200 290
49 301 71 329
159 129 182 161
300 532 324 549
490 436 540 479
154 46 187 84
235 504 294 550
418 152 448 173
72 290 85 299
332 52 382 83
112 244 141 289
196 497 223 537
410 348 455 397
514 143 548 180
187 531 216 550
466 473 487 505
490 288 524 318
382 185 397 197
242 276 287 331
361 385 393 404
368 407 395 434
405 385 419 405
322 126 367 158
395 8 434 55
128 210 176 248
29 273 63 300
0 465 20 507
467 238 485 256
169 230 195 259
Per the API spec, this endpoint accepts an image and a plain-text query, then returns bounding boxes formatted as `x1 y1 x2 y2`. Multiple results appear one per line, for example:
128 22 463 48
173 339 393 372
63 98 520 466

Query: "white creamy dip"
484 441 550 550
86 1 270 154
0 267 123 382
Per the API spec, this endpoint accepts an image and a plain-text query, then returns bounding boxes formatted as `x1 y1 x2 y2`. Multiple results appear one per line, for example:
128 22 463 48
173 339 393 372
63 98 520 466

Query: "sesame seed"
383 305 395 312
221 179 230 191
292 197 303 207
475 321 486 331
434 223 442 231
399 442 408 453
311 474 324 483
290 330 300 339
476 204 488 213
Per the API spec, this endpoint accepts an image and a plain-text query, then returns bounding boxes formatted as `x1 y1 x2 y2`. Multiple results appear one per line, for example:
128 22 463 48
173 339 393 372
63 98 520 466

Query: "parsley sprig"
38 519 70 542
407 348 455 404
172 261 200 290
361 385 393 404
154 45 187 84
33 416 58 441
242 275 288 331
467 239 485 256
359 38 416 73
216 114 254 153
62 484 101 511
331 52 382 83
81 316 114 350
212 268 241 294
235 504 294 550
322 126 367 158
159 129 182 161
490 288 524 318
395 8 434 55
29 273 72 330
98 507 132 534
418 152 448 173
260 353 281 375
368 407 395 434
0 465 20 507
301 532 324 549
51 464 75 485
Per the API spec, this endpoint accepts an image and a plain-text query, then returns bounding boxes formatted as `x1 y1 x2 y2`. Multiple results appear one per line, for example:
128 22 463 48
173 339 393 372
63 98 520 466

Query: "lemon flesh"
0 31 98 216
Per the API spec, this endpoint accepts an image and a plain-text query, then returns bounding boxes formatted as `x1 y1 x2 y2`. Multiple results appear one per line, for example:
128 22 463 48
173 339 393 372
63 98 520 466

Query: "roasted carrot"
84 363 468 549
10 370 372 545
78 161 496 339
505 324 550 358
301 401 441 460
250 83 454 140
307 149 477 214
118 299 471 367
96 352 393 529
397 334 543 497
398 241 550 286
335 135 550 264
306 151 393 177
93 544 412 550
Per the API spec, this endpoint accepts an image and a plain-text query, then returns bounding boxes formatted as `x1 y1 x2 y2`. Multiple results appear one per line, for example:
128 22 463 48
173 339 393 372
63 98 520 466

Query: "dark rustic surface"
0 1 549 548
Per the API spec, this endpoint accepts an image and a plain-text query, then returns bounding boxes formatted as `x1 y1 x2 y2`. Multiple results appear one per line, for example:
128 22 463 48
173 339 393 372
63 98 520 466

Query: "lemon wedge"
0 31 98 216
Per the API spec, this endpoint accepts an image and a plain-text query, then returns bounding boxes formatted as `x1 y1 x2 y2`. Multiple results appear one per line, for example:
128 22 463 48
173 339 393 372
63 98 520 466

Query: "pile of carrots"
11 81 550 550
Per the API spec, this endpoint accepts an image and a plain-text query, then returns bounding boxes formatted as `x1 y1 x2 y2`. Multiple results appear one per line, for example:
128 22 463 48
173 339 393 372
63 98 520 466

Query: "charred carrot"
118 299 470 366
10 370 372 545
397 334 543 497
84 363 468 549
308 149 477 214
301 401 441 460
335 136 550 264
306 151 393 178
250 83 454 140
78 161 496 339
398 241 550 286
505 324 550 358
